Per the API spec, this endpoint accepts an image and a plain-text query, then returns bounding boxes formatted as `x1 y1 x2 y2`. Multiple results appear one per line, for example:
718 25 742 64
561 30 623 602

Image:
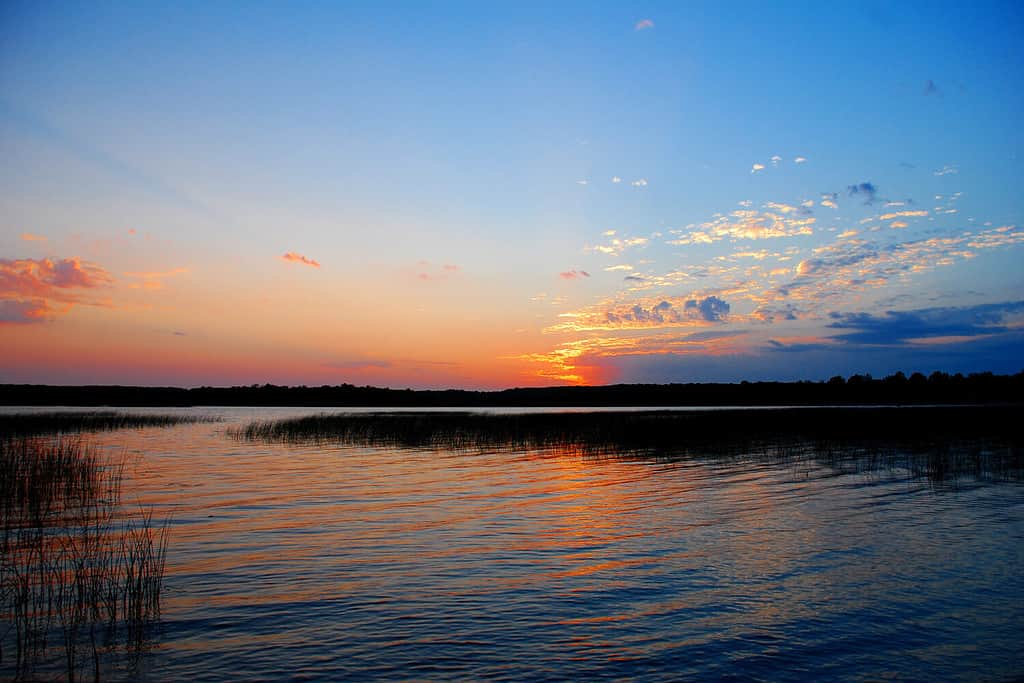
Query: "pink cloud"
0 256 112 324
414 262 461 282
560 269 591 280
635 18 654 30
281 252 321 268
20 233 47 242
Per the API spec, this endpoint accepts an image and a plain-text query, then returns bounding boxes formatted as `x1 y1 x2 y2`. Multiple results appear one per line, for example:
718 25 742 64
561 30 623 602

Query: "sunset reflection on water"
22 408 1023 681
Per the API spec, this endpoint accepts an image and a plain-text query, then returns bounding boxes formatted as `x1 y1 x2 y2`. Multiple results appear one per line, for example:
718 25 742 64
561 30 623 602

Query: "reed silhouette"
232 406 1024 484
0 437 168 682
0 411 215 438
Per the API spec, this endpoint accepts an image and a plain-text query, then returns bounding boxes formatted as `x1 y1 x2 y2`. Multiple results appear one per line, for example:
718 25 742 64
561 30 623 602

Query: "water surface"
5 407 1022 681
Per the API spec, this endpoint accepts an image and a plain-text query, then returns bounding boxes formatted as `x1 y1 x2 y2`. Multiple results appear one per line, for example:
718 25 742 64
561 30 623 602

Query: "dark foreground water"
4 407 1023 681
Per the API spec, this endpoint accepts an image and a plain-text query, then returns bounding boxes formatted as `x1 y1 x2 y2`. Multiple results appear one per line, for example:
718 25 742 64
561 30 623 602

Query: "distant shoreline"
2 371 1022 407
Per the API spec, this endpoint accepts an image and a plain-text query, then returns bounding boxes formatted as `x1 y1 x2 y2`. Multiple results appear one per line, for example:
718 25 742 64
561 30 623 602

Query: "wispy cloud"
323 359 393 370
933 164 958 176
587 235 650 256
20 233 47 242
773 224 1024 306
751 163 765 174
414 261 461 282
123 267 188 290
281 252 320 268
631 178 648 187
634 19 654 31
794 156 808 164
611 176 621 184
667 206 815 245
878 209 928 221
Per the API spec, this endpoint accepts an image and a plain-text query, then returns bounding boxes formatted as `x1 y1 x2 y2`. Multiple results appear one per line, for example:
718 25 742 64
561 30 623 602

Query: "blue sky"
1 1 1022 386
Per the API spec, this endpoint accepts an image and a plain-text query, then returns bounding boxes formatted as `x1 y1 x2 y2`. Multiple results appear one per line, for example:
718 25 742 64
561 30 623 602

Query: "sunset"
1 3 1022 681
3 3 1021 388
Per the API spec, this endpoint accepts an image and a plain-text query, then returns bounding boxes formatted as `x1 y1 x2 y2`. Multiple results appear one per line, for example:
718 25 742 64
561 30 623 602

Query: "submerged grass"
0 411 217 438
231 406 1024 484
0 437 168 682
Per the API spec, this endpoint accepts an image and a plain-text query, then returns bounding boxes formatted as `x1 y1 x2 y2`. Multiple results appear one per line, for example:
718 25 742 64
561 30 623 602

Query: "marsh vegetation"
232 406 1024 484
0 411 216 438
0 414 191 680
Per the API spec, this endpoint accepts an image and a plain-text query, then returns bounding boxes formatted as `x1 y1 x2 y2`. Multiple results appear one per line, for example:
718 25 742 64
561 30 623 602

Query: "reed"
0 411 216 438
231 406 1024 484
0 437 168 681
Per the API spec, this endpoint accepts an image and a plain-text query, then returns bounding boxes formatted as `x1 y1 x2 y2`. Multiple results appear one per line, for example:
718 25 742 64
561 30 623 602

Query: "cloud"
0 299 53 324
20 233 47 242
685 295 730 322
415 261 461 282
770 155 782 166
635 19 654 30
0 256 112 324
587 235 649 256
631 178 648 187
933 165 958 176
772 225 1024 306
794 157 808 164
604 264 634 272
611 176 621 184
281 252 320 268
826 301 1024 346
668 206 815 245
821 192 839 209
1 257 111 297
577 180 589 185
123 267 188 290
751 163 765 174
847 182 878 205
324 359 393 370
765 337 836 353
514 326 749 383
878 210 928 221
560 269 591 280
554 294 732 331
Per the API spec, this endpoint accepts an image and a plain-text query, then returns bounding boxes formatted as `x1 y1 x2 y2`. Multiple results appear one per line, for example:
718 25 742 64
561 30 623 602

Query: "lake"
3 406 1022 681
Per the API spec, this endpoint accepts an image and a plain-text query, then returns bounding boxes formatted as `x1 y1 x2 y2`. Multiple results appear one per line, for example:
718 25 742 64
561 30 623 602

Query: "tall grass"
0 411 217 438
0 437 168 682
231 407 1024 484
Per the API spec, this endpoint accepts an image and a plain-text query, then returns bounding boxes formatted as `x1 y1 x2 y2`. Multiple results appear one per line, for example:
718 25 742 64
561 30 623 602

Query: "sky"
1 1 1023 388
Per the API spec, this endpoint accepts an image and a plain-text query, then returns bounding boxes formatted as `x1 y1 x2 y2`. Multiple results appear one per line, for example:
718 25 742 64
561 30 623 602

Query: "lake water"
4 407 1023 681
